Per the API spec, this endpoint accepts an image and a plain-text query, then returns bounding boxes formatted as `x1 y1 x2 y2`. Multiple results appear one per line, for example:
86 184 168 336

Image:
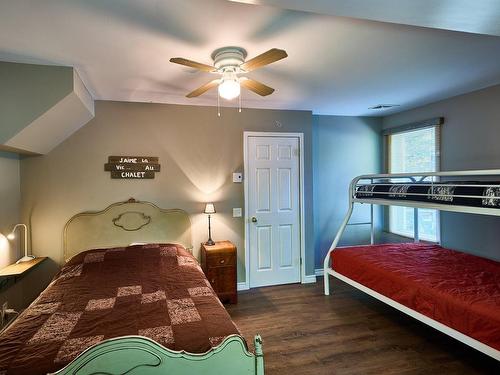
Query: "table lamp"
204 203 216 246
7 224 35 264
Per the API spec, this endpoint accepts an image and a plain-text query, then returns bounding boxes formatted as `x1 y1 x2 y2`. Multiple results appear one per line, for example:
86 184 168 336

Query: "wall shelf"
0 257 47 283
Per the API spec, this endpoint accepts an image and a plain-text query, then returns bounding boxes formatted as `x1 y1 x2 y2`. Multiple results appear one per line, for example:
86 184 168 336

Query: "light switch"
232 172 243 183
233 208 242 217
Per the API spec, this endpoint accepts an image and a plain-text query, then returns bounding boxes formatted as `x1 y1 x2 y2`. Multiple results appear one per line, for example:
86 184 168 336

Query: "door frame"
243 131 306 289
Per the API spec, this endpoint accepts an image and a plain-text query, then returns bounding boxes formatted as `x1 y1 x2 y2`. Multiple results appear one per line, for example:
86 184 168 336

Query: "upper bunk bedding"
355 181 500 208
330 243 500 351
0 243 240 375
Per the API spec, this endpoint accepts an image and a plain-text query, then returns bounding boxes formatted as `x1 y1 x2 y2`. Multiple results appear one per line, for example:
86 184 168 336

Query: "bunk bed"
323 170 500 361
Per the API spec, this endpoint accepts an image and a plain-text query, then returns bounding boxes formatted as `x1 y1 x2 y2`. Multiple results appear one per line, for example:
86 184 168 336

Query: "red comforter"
331 243 500 351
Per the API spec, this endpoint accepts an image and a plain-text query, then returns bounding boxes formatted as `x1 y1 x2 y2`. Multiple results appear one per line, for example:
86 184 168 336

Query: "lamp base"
205 239 215 246
16 255 36 264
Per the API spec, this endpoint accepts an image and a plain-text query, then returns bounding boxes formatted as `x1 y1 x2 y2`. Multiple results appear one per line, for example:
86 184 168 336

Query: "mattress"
355 181 500 208
0 244 241 374
330 243 500 351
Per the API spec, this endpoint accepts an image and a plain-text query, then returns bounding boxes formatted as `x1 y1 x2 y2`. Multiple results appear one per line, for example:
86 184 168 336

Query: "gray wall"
0 152 39 310
20 101 315 282
313 115 383 269
0 152 20 268
383 83 500 261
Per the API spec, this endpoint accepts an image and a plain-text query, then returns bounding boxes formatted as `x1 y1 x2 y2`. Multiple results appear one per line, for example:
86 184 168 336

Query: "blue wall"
313 115 383 270
383 84 500 261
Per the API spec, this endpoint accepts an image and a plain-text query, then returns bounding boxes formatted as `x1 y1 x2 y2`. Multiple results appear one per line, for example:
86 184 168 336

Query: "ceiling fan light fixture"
218 71 240 100
171 47 287 105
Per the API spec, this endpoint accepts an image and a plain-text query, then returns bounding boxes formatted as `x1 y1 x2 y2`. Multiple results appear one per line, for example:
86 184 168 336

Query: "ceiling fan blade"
240 48 288 72
186 79 220 98
170 57 215 72
240 77 275 96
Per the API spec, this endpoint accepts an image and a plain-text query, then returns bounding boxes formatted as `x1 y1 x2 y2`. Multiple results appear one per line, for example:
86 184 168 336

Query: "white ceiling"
1 0 500 116
231 0 500 37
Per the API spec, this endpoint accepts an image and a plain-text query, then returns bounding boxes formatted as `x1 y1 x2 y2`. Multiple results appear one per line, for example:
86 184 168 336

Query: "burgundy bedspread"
331 243 500 351
0 244 240 374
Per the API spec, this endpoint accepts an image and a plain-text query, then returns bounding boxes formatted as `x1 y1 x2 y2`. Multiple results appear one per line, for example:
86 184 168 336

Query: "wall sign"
105 156 160 179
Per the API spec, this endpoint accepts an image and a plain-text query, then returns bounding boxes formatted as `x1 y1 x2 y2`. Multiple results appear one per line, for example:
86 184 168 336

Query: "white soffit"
4 70 94 154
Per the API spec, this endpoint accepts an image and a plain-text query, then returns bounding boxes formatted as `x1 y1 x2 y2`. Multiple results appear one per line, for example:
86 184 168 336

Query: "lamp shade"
218 78 240 100
218 70 240 100
204 203 216 214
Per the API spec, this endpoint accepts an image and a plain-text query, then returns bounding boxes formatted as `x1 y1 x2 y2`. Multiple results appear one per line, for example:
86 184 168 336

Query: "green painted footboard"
51 334 264 375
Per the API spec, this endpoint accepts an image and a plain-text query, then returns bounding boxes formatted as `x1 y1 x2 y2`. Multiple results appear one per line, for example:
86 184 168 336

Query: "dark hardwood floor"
226 278 500 375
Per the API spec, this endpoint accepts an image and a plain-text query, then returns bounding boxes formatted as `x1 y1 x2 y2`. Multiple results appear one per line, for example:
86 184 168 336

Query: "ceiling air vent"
369 104 400 110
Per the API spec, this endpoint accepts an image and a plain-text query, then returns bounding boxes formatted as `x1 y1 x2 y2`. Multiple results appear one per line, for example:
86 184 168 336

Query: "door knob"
251 217 258 223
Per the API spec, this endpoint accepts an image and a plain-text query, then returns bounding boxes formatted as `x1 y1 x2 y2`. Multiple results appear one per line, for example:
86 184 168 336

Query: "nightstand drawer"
207 252 235 268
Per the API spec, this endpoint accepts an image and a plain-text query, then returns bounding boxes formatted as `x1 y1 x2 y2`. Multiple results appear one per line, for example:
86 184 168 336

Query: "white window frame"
389 206 440 242
386 124 441 243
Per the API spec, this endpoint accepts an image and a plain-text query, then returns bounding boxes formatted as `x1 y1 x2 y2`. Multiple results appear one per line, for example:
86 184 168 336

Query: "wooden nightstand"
200 241 237 304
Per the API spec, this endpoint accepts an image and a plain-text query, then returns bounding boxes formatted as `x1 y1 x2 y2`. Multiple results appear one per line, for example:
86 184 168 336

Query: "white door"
247 136 301 287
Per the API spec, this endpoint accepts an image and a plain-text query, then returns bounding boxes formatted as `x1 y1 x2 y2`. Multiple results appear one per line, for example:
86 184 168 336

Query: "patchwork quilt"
0 244 241 374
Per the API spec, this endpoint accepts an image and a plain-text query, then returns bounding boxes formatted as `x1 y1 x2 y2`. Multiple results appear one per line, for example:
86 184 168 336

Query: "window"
388 126 439 242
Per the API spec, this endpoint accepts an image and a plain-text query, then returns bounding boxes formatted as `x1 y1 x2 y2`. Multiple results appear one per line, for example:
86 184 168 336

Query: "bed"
0 199 264 375
324 170 500 361
331 242 500 351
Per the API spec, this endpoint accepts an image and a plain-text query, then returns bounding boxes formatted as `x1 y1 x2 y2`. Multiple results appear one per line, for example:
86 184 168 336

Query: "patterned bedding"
355 181 500 208
0 244 241 374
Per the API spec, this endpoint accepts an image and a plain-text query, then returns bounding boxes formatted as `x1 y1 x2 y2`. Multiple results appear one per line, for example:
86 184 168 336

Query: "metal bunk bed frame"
323 169 500 361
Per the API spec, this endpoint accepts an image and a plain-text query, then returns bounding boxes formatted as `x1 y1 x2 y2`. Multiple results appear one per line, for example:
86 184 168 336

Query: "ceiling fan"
170 47 287 101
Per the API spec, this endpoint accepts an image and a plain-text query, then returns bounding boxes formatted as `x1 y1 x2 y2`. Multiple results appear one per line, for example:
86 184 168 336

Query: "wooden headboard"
63 198 192 261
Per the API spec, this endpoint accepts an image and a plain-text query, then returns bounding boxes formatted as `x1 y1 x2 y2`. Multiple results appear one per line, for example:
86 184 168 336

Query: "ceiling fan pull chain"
217 91 221 117
239 92 242 113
